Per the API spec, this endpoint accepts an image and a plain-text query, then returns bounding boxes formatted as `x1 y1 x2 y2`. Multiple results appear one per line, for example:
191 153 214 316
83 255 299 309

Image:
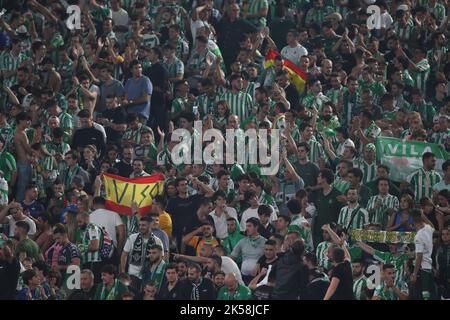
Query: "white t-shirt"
123 233 164 278
209 207 238 240
6 216 36 237
111 8 129 46
220 255 244 285
414 224 434 270
380 12 393 29
240 206 277 232
89 208 124 247
280 44 308 66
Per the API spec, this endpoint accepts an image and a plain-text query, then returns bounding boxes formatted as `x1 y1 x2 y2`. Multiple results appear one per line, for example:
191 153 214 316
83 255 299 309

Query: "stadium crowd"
0 0 449 300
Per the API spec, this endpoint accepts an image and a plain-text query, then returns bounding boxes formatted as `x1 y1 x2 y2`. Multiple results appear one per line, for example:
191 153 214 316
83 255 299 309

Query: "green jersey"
373 250 410 284
305 6 334 25
407 168 442 203
366 194 399 228
0 51 27 87
342 90 362 127
374 280 409 300
301 92 330 113
196 93 221 118
247 0 269 27
408 101 436 125
304 139 326 164
408 58 430 96
359 80 386 105
338 204 369 230
170 97 189 119
0 151 16 182
333 176 351 194
75 223 102 264
325 86 346 106
163 57 184 80
353 157 377 185
220 91 253 122
217 284 252 300
353 276 368 300
222 229 245 263
122 124 153 145
316 241 333 271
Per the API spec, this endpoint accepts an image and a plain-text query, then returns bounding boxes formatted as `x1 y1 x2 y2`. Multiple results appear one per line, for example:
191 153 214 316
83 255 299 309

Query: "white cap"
16 25 27 34
397 4 409 11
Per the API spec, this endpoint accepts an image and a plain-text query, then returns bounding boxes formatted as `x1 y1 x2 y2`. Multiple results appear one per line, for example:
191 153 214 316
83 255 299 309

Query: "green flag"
375 137 449 182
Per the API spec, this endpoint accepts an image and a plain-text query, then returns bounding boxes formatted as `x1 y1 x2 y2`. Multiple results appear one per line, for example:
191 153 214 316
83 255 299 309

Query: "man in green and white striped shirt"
407 152 442 203
403 47 430 97
305 0 334 25
352 260 368 300
316 229 334 271
75 212 102 268
366 178 399 228
0 38 27 88
220 74 253 122
353 144 378 185
245 0 269 27
299 123 326 164
338 188 369 230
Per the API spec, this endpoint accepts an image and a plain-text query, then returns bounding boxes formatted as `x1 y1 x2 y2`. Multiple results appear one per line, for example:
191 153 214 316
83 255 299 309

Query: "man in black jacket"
72 109 106 158
272 239 309 299
177 263 216 300
144 47 169 138
114 145 134 177
215 4 258 73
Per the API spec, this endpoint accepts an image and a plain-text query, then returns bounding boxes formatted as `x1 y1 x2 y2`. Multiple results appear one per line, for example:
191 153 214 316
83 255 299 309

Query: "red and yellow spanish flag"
264 48 308 93
103 172 165 216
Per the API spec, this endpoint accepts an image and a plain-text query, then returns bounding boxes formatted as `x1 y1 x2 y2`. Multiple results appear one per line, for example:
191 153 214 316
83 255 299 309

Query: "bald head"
224 273 238 291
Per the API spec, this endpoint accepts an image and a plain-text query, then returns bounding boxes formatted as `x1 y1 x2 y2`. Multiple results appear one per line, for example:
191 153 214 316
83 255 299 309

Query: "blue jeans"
16 163 32 202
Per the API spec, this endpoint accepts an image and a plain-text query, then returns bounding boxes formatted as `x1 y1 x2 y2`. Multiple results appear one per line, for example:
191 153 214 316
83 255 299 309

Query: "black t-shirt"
166 196 200 236
258 256 278 269
329 261 354 300
157 281 181 300
72 127 106 158
0 258 21 299
145 62 169 108
259 223 276 239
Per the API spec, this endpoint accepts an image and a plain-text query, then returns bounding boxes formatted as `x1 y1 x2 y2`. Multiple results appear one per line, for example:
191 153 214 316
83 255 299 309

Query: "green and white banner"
375 137 449 182
351 229 416 244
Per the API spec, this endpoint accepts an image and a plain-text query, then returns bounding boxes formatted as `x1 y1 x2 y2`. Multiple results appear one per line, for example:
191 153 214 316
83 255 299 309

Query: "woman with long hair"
386 194 414 232
81 144 100 181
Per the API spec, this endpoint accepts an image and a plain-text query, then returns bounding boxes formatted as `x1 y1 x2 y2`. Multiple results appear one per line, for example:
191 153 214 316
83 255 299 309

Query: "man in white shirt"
411 209 438 300
89 197 126 258
209 191 238 240
0 202 36 238
120 215 164 291
240 191 277 232
110 0 129 46
280 29 308 66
